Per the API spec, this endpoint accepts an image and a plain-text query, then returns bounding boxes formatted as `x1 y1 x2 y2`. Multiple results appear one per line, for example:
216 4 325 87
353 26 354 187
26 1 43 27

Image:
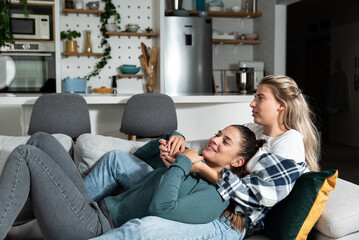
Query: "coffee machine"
237 61 264 93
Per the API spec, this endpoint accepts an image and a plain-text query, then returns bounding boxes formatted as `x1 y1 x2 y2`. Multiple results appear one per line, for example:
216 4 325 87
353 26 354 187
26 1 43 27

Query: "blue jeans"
0 132 112 240
84 150 246 240
83 150 154 201
91 216 246 240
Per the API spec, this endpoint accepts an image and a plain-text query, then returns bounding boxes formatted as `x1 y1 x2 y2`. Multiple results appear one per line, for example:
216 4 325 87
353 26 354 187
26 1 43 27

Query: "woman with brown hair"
87 75 317 239
0 124 265 239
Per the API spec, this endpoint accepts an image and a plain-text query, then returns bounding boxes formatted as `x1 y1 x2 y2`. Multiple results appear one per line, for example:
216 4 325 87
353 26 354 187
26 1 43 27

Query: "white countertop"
0 93 254 105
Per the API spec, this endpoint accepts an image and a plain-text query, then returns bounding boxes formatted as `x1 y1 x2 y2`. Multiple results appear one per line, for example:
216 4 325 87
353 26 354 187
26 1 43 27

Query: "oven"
0 42 56 93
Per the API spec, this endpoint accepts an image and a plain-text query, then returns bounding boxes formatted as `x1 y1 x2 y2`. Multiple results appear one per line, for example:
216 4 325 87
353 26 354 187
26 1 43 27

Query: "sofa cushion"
313 178 359 239
0 134 73 174
264 170 338 240
74 134 208 176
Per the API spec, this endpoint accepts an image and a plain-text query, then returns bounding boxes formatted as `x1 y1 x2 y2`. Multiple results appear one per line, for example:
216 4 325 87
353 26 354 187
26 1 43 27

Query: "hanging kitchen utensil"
141 42 150 65
146 46 157 92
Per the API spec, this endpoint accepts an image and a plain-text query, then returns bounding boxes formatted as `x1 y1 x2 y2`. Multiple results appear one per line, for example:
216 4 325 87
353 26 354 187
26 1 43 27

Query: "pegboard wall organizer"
62 8 104 16
61 0 156 93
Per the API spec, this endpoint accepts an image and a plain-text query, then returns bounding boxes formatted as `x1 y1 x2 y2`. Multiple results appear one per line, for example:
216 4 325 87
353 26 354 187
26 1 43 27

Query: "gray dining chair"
120 93 178 141
28 93 91 140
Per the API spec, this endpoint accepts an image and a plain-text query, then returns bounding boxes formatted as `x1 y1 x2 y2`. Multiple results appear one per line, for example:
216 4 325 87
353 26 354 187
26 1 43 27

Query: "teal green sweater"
104 131 229 227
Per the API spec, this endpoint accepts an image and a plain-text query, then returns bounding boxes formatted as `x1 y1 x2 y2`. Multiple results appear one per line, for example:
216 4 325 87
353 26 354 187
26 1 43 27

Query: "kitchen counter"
0 93 254 105
1 93 254 140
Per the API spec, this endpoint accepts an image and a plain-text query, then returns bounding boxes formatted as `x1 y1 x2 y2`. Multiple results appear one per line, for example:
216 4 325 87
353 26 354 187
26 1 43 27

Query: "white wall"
274 5 286 75
254 0 275 75
273 0 302 75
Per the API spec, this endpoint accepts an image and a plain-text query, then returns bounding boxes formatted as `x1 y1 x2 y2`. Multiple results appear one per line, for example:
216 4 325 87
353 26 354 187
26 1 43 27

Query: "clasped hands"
159 136 204 173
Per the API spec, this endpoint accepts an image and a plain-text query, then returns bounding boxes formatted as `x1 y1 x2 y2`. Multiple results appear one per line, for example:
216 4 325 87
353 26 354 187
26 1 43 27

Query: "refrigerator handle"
185 34 192 46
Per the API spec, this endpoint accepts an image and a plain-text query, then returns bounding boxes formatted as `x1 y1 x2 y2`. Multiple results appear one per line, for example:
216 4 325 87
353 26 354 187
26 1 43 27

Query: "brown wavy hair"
220 125 266 232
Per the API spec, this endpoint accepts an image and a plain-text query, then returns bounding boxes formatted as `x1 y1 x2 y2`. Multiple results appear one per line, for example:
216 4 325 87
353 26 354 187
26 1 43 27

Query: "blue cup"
63 78 87 93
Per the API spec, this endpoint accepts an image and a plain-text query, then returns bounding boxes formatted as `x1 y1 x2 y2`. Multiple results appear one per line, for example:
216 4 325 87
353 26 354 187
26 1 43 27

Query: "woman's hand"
159 139 174 168
190 161 206 174
159 136 186 168
167 135 186 157
181 149 204 165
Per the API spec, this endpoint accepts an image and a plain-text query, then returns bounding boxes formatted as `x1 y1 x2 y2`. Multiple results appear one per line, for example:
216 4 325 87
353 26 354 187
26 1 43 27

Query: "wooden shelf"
212 39 261 44
62 9 104 16
106 32 159 38
61 52 103 57
165 10 261 18
118 74 144 79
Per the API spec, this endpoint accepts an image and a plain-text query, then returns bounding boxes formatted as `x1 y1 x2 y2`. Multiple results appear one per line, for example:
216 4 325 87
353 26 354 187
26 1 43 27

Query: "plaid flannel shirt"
217 153 307 233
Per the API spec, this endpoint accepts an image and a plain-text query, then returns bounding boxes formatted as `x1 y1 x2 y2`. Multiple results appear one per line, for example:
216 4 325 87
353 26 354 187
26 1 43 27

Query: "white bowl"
242 33 258 40
127 27 139 32
208 6 223 11
231 6 241 12
127 24 139 28
105 23 117 32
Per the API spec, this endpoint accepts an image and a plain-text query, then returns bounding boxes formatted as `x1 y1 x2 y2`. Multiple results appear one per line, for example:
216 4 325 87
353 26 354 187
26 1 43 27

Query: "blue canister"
196 0 206 10
63 78 87 93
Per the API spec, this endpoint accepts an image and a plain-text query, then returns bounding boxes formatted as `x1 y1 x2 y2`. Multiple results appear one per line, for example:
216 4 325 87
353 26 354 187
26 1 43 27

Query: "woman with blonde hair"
257 74 320 171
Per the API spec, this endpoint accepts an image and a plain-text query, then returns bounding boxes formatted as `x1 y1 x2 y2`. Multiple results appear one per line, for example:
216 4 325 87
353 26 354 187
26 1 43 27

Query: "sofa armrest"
0 134 73 175
314 178 359 239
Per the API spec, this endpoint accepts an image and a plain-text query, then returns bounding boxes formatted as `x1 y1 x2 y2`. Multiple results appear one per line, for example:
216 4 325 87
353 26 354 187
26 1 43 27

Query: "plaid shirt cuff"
217 168 240 201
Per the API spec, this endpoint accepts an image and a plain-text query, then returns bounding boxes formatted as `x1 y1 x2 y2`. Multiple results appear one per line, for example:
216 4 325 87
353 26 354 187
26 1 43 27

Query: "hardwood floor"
320 141 359 185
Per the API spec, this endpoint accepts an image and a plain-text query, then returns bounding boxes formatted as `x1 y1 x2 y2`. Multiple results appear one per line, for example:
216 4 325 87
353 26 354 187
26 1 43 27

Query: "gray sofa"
1 133 359 239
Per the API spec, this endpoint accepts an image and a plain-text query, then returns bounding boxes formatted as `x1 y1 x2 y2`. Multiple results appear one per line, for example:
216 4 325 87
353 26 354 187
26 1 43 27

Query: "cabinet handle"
339 59 341 70
355 57 357 69
355 74 359 91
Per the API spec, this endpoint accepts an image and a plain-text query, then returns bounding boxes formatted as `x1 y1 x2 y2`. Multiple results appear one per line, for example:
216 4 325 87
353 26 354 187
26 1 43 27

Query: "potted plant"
61 30 81 53
85 0 121 80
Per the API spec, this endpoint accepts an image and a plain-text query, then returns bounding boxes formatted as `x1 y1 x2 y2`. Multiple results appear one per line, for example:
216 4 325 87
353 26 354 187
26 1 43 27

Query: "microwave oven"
10 13 50 40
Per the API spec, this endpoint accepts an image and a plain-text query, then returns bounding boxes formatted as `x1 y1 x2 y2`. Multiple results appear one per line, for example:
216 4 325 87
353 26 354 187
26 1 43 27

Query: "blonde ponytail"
260 75 321 171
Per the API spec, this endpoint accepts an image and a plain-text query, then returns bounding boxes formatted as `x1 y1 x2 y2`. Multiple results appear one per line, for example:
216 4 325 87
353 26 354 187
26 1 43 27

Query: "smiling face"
250 84 284 127
202 126 244 171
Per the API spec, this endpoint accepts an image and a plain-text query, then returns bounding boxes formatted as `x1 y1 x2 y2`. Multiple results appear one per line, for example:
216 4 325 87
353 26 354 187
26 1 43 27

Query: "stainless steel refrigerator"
164 17 213 94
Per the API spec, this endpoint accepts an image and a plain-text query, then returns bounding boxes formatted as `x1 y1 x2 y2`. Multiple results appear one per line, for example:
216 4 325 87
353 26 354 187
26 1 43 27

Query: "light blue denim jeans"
90 216 246 240
84 150 246 240
83 150 154 201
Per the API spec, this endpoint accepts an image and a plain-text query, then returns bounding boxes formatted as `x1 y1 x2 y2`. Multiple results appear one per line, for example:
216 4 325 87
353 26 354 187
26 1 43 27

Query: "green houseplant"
0 0 28 48
61 30 81 53
85 0 120 80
